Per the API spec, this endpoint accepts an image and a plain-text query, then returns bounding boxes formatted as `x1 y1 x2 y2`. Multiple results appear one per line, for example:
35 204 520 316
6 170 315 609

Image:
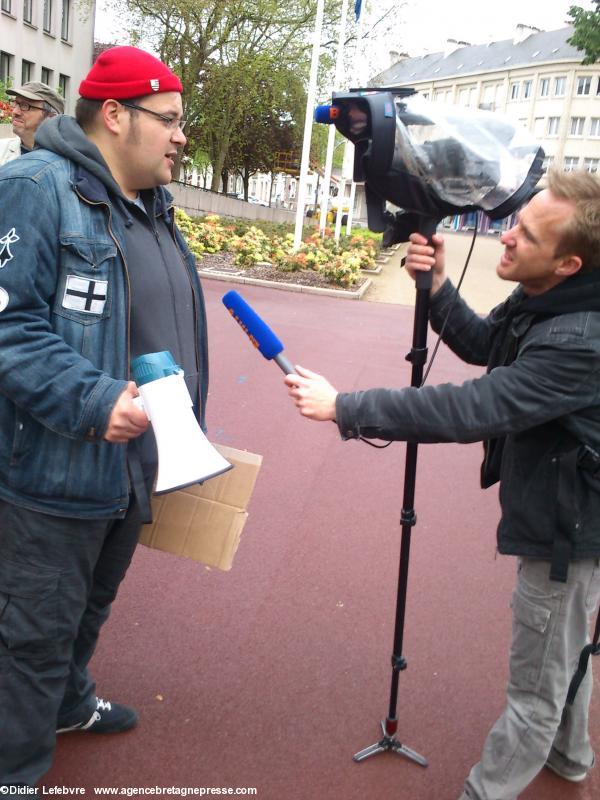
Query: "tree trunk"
171 149 183 182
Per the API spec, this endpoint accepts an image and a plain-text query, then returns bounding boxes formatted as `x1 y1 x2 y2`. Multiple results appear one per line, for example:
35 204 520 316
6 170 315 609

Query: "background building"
0 0 95 113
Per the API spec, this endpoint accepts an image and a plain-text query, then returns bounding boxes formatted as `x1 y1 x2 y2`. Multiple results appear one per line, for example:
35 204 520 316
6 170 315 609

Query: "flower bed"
175 209 380 289
0 100 13 124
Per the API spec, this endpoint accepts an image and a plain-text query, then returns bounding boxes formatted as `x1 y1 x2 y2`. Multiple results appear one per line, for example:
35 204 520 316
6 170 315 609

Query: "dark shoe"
57 696 138 734
545 747 592 783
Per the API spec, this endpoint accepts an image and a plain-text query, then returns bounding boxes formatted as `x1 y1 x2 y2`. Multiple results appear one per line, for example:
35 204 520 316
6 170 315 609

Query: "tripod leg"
353 741 388 762
390 740 429 767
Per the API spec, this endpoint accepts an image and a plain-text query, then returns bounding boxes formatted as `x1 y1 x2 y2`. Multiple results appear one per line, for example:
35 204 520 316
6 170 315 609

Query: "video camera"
315 89 545 244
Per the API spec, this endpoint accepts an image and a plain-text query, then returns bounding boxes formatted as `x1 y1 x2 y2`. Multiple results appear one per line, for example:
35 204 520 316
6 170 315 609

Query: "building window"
21 59 33 84
533 117 545 137
542 156 554 173
458 87 469 106
23 0 32 23
563 156 580 172
540 78 550 97
590 117 600 136
547 117 560 136
0 51 12 84
1 0 12 14
510 82 519 100
584 157 600 173
41 67 53 85
523 80 532 99
570 117 585 136
58 73 69 105
554 76 566 96
485 85 498 103
577 76 592 96
43 0 52 33
61 0 70 40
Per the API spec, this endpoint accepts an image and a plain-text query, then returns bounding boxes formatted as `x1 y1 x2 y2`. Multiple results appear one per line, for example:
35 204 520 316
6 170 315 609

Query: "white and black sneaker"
545 747 593 783
57 697 138 734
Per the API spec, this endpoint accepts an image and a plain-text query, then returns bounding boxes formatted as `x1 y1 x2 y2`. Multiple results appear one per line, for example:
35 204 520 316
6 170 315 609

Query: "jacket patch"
0 287 8 313
62 275 108 314
0 228 19 269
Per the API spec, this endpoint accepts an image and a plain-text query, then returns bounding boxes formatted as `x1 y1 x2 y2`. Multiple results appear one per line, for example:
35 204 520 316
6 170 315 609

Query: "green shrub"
176 209 373 287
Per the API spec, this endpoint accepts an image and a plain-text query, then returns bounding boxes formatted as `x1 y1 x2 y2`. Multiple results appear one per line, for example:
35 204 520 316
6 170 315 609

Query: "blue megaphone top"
131 351 182 386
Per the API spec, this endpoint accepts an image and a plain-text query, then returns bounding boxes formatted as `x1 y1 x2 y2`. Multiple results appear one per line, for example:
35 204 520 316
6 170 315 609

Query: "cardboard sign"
139 444 263 571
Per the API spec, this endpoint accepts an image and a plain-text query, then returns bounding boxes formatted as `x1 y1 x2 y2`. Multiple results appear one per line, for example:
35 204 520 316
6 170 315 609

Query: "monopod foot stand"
353 220 438 768
353 719 428 765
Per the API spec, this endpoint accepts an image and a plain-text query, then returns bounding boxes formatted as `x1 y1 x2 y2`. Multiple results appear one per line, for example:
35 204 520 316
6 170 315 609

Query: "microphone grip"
274 353 296 375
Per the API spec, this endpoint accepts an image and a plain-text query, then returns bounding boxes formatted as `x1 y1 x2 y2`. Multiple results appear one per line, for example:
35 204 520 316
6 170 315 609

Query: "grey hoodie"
36 116 202 473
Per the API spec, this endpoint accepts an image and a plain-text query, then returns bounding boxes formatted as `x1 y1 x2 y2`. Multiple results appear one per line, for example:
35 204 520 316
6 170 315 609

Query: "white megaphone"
131 351 231 494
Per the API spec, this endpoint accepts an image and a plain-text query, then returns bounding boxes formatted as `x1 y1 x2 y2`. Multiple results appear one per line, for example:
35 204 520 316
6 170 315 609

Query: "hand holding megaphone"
131 351 231 493
104 382 150 443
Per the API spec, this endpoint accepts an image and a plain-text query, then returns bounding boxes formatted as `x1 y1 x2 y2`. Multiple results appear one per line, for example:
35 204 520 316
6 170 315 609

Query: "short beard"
125 113 140 146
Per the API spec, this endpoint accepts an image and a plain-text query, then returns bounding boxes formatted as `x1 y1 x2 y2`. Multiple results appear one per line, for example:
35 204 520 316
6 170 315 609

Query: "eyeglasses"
10 98 46 113
120 101 187 132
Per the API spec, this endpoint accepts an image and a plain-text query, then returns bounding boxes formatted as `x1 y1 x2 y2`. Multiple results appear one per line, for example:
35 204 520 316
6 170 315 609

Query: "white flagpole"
293 0 326 252
319 0 350 236
344 0 368 237
345 180 357 234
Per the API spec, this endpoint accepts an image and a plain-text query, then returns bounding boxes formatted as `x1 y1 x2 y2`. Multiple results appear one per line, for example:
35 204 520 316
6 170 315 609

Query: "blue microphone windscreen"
314 105 335 124
222 290 284 360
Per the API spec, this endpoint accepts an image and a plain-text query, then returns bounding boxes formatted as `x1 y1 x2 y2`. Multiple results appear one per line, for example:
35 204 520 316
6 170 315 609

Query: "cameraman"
284 168 600 799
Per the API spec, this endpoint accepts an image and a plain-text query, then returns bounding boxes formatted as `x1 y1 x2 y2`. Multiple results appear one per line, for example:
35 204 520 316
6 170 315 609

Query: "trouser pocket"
0 558 60 659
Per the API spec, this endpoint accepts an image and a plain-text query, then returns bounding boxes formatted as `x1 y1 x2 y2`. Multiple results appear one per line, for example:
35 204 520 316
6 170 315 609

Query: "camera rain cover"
390 95 543 218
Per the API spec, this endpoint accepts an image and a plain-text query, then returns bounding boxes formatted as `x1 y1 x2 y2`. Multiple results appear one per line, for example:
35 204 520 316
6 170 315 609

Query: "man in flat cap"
0 81 64 163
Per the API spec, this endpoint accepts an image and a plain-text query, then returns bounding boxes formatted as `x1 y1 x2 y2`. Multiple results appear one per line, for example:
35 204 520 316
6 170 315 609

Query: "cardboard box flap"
179 444 263 510
139 443 262 571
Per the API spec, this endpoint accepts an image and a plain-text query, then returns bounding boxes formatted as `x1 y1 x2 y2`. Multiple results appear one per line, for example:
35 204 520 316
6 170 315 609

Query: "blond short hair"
546 168 600 271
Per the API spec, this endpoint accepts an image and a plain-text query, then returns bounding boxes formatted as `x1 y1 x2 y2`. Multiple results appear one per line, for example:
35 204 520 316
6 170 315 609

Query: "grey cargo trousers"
461 556 600 800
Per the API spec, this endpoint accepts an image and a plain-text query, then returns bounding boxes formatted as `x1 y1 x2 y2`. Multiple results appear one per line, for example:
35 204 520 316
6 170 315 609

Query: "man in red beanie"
0 47 209 785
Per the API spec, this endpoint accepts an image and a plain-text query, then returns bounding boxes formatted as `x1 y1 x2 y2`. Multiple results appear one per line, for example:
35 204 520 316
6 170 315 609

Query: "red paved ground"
44 280 599 800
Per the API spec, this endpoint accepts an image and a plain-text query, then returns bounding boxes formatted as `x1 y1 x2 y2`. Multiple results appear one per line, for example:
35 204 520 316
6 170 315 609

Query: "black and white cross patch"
62 275 108 314
0 228 19 269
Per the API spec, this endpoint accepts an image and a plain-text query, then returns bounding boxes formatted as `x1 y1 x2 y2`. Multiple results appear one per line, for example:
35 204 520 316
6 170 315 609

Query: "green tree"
568 2 600 64
222 63 304 199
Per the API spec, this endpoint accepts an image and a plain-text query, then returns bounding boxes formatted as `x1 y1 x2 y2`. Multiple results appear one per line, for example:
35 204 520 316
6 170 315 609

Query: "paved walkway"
44 278 599 800
365 230 510 315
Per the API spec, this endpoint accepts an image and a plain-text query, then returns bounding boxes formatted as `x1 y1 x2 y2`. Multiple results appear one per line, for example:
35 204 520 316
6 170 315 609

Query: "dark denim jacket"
0 150 208 518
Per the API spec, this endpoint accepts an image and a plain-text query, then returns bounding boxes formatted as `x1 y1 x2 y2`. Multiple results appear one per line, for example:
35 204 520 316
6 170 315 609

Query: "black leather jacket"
335 274 600 579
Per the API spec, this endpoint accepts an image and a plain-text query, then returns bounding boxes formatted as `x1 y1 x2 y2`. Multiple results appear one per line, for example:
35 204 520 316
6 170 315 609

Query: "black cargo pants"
0 490 148 786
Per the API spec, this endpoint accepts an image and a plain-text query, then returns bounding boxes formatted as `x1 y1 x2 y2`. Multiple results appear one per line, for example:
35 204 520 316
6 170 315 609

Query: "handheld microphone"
222 290 296 375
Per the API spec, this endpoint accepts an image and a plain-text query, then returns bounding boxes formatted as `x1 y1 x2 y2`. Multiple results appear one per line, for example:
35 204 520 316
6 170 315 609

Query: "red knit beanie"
79 46 182 100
